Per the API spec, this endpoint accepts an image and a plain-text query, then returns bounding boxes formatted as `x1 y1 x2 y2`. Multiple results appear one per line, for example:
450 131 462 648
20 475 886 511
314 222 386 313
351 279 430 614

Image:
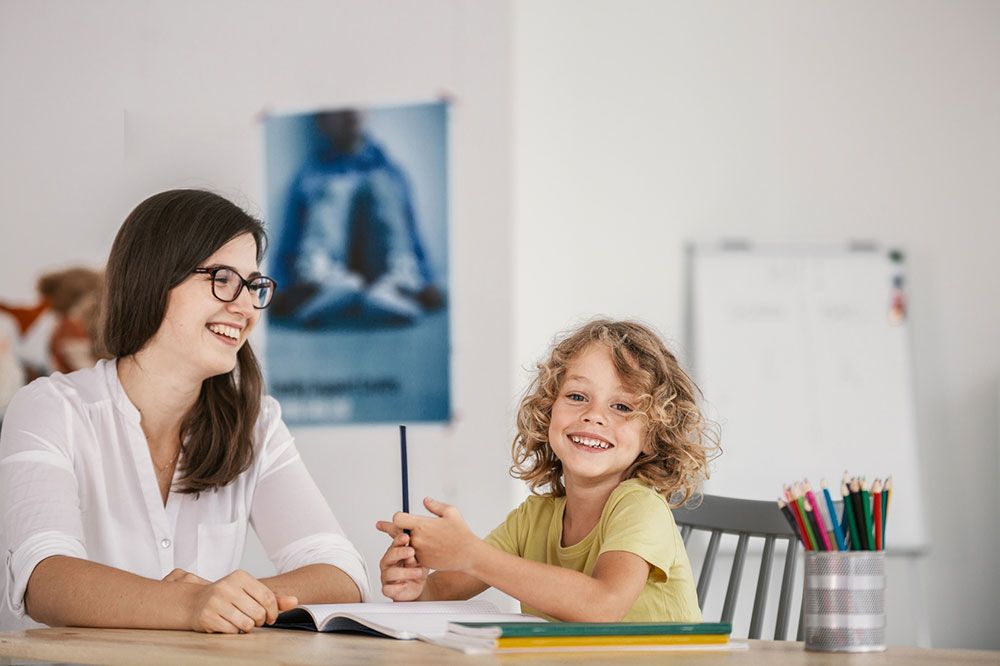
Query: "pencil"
872 479 883 550
850 478 869 550
841 480 860 550
794 484 820 550
399 425 410 513
790 485 817 550
804 481 833 551
860 478 874 550
822 479 847 551
784 487 813 550
804 501 825 551
777 499 803 544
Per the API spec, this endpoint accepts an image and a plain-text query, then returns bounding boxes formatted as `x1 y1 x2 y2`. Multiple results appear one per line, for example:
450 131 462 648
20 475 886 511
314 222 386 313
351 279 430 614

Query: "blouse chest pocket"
196 520 244 582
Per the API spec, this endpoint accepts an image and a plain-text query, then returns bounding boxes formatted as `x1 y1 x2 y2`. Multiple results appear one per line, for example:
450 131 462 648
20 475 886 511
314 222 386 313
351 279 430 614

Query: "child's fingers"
383 565 423 581
382 582 421 601
422 496 453 518
392 512 423 531
375 520 402 537
380 545 416 568
382 564 426 584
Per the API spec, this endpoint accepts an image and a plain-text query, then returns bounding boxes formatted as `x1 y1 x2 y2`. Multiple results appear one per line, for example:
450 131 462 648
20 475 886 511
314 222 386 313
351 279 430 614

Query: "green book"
447 621 732 639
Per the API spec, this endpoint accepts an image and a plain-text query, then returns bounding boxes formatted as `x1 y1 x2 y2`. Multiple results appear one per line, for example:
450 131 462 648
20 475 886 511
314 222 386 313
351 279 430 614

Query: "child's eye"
566 393 585 402
612 403 633 413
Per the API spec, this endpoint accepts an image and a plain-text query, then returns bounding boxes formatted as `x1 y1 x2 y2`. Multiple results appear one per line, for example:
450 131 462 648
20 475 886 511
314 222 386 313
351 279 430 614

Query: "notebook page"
310 599 499 624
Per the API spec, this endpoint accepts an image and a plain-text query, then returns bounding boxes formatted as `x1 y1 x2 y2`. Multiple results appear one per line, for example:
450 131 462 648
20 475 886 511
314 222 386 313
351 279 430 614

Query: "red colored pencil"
872 478 884 550
785 485 814 550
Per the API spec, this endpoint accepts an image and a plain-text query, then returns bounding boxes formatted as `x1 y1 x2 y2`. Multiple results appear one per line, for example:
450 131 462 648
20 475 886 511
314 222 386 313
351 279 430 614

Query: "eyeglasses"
192 266 277 309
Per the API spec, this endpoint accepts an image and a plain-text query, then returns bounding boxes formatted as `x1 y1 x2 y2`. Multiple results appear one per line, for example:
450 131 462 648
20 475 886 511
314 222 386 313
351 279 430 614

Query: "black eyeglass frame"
192 266 278 310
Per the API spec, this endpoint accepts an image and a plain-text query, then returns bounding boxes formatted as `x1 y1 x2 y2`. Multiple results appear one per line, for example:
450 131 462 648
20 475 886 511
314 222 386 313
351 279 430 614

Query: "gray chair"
674 494 807 640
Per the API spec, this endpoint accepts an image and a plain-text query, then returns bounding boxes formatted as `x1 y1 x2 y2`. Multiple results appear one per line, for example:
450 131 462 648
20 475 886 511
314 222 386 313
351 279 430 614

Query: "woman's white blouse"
0 359 370 630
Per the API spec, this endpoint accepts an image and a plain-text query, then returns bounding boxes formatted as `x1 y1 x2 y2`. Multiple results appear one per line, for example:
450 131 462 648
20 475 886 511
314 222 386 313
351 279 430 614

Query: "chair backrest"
674 494 804 640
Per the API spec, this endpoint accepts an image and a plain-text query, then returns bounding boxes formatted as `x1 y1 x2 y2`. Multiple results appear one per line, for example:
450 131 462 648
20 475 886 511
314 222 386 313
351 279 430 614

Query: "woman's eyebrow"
204 263 262 278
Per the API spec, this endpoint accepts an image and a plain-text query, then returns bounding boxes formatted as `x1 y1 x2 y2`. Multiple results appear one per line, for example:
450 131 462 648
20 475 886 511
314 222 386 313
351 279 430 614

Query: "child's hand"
391 497 481 573
376 522 428 601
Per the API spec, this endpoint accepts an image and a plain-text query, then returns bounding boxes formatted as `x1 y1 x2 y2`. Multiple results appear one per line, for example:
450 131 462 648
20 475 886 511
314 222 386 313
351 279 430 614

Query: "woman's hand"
390 498 483 573
376 521 429 601
183 570 298 633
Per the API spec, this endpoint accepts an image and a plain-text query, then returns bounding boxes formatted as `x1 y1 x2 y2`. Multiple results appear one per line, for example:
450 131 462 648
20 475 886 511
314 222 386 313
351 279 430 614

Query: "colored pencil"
839 473 853 549
804 501 825 551
784 487 813 550
841 480 860 551
860 479 874 550
850 478 869 550
803 481 833 551
822 479 847 551
792 486 818 550
777 499 802 543
872 479 883 550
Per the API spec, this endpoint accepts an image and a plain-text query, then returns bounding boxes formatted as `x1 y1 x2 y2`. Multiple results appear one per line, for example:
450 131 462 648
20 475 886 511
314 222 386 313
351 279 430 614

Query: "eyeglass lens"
211 268 275 308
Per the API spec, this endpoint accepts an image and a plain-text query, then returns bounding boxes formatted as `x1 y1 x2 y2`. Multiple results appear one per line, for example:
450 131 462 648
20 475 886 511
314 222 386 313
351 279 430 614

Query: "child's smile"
568 433 614 450
548 344 647 486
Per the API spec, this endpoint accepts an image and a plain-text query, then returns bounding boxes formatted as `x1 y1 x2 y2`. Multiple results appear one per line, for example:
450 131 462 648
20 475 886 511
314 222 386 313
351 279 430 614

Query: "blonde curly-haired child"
377 319 719 622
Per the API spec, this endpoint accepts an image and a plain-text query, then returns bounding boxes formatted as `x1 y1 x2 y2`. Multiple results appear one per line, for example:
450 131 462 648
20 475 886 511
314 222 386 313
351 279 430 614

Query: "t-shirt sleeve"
0 381 88 618
248 397 370 600
598 488 678 581
483 500 530 557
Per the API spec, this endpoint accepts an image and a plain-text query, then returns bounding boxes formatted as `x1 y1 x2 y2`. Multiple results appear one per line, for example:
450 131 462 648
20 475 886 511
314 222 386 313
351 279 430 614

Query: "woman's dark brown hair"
102 189 267 493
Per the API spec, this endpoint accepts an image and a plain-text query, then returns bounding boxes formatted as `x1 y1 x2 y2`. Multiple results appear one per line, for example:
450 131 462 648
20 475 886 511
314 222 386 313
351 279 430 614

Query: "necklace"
152 450 180 473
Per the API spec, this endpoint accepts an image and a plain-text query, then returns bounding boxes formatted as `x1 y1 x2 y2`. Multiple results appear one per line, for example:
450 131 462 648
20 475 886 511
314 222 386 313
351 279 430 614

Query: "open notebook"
273 602 748 654
273 600 543 641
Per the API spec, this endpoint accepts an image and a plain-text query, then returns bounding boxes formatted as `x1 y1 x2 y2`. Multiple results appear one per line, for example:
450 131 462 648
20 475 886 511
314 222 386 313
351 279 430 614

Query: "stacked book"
431 620 743 654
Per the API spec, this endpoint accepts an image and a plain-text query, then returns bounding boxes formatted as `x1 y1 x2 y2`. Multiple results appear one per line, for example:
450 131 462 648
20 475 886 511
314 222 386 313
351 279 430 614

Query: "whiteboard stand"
684 241 931 645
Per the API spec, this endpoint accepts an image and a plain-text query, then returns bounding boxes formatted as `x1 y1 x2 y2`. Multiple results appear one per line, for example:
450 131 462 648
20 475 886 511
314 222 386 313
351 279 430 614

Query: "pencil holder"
803 551 886 653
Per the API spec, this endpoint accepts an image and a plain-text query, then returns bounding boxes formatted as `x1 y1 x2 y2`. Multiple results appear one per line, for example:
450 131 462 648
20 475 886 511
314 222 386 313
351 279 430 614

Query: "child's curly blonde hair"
511 319 720 506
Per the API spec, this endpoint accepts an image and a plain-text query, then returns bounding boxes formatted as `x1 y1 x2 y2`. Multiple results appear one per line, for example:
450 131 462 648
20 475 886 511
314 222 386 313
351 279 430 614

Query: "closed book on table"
436 621 747 654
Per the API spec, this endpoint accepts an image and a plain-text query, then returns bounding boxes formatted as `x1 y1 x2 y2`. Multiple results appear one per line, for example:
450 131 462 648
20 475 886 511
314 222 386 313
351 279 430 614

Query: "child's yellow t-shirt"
484 479 702 622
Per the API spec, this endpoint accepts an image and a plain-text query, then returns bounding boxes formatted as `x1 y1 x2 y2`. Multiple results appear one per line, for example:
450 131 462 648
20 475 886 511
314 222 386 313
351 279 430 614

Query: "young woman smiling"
0 189 368 633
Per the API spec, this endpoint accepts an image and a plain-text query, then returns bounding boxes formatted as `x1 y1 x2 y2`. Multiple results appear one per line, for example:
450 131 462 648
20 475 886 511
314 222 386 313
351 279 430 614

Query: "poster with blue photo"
263 101 450 425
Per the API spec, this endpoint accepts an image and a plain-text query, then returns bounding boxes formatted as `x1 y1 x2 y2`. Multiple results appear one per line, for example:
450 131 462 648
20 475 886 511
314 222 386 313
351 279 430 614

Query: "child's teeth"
571 435 610 449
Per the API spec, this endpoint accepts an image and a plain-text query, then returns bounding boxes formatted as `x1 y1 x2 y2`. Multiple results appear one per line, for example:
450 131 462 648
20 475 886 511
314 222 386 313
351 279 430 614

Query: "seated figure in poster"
271 110 445 328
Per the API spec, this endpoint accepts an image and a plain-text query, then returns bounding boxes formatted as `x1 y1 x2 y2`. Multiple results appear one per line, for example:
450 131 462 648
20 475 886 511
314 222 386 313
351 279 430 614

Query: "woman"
0 189 369 633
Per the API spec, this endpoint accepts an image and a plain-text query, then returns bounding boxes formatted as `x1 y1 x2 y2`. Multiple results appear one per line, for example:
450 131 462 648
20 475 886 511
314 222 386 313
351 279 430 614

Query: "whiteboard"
685 243 927 552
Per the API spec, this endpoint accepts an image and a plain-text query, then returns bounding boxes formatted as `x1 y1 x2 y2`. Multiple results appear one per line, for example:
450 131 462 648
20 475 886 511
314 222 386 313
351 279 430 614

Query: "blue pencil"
399 425 410 514
822 479 847 551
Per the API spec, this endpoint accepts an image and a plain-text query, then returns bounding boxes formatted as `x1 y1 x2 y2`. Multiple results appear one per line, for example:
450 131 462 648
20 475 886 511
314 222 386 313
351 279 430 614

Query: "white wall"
513 0 1000 649
0 0 518 609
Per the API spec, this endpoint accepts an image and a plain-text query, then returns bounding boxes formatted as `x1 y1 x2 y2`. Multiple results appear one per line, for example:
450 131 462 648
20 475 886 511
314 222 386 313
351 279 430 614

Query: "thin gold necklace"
152 449 180 473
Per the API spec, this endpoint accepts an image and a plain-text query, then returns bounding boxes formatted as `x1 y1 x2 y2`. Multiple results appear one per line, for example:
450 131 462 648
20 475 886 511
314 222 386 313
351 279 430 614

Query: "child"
376 319 719 622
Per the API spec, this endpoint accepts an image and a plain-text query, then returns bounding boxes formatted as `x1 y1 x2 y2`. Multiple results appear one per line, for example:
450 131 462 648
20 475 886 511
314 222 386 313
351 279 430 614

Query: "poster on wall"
263 101 450 425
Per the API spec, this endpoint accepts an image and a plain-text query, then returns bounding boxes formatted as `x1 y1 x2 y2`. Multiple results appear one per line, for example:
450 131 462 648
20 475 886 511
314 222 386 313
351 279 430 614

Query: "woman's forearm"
259 563 362 604
25 555 198 629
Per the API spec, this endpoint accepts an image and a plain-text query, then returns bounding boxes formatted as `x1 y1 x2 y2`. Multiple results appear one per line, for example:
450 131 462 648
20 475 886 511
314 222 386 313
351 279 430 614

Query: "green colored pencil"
841 480 861 550
794 486 818 551
860 479 874 550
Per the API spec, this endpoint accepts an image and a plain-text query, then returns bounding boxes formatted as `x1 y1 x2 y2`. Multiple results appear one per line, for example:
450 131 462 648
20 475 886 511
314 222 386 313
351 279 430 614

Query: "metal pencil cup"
803 551 886 652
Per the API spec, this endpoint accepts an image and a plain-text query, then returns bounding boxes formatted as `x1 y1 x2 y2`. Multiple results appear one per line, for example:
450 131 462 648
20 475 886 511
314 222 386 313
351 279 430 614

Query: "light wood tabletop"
0 627 998 666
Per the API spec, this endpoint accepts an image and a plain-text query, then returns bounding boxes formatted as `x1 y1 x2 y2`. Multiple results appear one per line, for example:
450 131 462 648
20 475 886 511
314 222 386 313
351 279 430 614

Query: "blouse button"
160 538 172 549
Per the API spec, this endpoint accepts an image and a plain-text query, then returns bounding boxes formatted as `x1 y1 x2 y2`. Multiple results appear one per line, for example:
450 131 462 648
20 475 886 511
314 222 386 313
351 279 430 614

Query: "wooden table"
0 627 997 665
